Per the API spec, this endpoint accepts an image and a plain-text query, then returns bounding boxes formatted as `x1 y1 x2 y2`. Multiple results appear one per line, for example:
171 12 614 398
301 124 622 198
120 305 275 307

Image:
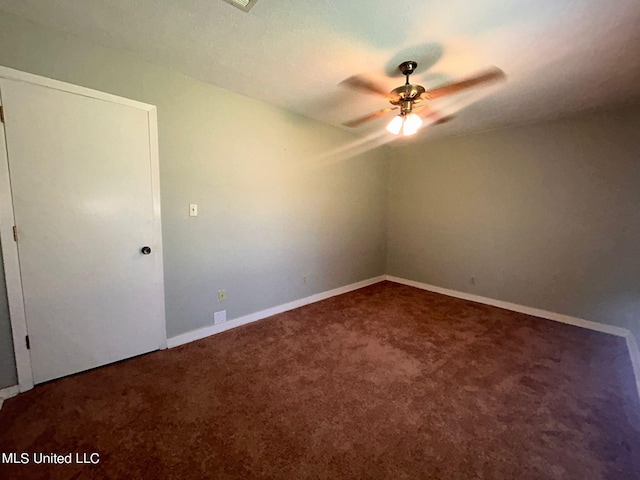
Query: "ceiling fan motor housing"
390 84 426 115
390 61 425 114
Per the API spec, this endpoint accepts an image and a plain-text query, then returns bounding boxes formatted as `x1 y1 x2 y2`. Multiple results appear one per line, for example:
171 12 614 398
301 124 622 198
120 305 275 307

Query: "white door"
0 77 165 384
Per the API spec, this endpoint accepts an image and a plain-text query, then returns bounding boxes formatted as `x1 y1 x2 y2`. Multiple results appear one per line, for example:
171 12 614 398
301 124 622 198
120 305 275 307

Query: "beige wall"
388 107 640 340
0 9 388 387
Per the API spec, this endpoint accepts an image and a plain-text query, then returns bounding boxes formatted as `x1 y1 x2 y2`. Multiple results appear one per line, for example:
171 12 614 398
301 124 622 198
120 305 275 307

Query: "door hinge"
25 335 30 350
0 106 4 123
13 225 18 242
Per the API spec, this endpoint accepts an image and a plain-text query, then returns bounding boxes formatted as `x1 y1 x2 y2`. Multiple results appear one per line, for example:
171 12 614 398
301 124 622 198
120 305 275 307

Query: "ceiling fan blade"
414 105 454 125
340 75 390 98
422 67 505 101
343 107 398 127
414 104 441 119
433 115 454 125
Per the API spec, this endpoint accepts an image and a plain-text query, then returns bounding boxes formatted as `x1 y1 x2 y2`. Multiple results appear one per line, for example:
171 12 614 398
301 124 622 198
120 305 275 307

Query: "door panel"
0 78 164 384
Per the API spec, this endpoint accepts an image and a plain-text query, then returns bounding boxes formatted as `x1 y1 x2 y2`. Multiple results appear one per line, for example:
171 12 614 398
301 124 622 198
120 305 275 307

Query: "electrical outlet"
218 289 227 301
214 310 226 325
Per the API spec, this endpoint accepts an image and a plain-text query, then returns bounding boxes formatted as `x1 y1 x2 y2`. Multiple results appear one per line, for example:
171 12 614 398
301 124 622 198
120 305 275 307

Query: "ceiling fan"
342 61 505 136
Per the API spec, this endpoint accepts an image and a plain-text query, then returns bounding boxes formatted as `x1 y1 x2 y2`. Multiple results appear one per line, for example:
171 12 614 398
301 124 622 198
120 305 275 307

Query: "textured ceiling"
1 0 639 142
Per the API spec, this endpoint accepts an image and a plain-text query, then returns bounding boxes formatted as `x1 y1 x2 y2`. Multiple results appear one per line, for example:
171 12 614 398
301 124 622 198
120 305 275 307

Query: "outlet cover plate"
214 310 226 325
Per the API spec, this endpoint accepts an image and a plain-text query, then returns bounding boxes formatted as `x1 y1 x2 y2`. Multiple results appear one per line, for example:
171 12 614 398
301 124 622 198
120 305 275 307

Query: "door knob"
141 246 152 255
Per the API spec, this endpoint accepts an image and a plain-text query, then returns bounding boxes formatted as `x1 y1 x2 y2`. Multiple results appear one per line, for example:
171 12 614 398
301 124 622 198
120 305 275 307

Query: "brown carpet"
1 281 639 479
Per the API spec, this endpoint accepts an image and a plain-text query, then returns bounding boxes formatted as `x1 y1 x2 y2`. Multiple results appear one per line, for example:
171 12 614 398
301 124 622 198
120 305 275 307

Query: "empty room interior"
0 0 639 478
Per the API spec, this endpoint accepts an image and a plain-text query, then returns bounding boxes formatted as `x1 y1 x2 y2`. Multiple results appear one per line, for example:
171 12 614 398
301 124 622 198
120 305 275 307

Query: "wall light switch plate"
214 310 226 325
189 204 198 216
218 289 227 301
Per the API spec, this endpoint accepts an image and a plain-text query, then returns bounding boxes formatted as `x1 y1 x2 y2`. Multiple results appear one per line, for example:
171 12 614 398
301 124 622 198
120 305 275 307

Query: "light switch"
189 204 198 217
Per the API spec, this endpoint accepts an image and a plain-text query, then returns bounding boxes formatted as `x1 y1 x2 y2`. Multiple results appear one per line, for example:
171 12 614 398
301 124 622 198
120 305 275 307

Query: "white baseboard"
385 275 640 401
167 275 386 348
385 275 629 337
0 384 20 411
626 333 640 400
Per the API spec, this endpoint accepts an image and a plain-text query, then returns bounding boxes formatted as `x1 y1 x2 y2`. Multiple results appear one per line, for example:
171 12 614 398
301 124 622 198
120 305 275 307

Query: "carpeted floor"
1 281 639 479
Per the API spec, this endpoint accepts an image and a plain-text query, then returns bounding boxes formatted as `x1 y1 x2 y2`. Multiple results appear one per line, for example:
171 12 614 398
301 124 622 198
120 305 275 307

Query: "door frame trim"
0 89 31 392
0 66 166 393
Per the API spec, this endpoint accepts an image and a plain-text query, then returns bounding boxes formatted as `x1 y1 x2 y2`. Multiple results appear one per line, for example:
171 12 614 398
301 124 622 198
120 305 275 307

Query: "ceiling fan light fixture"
387 113 422 136
402 113 422 136
386 115 404 135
